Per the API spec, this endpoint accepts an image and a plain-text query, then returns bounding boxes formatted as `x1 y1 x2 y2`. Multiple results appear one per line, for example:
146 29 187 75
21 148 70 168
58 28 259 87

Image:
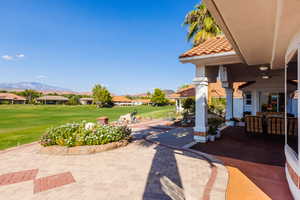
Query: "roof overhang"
204 0 300 69
179 51 242 66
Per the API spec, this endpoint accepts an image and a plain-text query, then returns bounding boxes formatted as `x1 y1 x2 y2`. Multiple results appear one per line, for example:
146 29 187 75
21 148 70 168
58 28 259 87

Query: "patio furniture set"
244 112 298 136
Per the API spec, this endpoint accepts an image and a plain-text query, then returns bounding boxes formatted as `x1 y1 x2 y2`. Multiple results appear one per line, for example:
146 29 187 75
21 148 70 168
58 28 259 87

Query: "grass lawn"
0 105 175 150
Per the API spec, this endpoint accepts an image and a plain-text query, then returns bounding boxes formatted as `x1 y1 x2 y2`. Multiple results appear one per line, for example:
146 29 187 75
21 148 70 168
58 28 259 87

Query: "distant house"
0 93 26 104
170 81 244 117
37 96 69 105
112 96 132 106
132 99 151 105
79 97 93 105
169 86 195 113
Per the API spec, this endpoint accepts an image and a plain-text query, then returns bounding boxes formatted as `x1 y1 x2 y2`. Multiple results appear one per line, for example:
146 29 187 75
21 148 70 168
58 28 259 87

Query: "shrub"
182 97 195 114
40 121 131 147
209 98 226 116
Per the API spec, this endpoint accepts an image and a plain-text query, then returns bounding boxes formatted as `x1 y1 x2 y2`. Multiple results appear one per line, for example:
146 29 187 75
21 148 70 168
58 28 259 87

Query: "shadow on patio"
192 126 293 200
132 125 221 200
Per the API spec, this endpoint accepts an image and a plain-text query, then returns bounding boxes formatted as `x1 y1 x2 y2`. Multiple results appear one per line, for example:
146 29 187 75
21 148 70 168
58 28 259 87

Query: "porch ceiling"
204 0 300 69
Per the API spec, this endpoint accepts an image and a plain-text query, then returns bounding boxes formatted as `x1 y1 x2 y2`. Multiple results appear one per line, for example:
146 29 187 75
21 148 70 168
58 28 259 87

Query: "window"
245 92 252 105
286 52 298 156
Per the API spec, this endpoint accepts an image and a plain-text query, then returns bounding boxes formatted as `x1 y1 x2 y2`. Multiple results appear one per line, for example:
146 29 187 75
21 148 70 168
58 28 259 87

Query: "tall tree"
183 3 222 45
150 88 169 106
92 84 113 108
20 89 41 104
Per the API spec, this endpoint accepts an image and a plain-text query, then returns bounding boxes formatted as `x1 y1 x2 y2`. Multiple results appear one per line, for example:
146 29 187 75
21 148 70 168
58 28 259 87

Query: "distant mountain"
162 89 175 96
0 82 73 92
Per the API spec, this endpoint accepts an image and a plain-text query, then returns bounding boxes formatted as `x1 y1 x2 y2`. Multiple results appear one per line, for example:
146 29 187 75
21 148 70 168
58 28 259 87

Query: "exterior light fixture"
262 75 270 79
259 65 269 71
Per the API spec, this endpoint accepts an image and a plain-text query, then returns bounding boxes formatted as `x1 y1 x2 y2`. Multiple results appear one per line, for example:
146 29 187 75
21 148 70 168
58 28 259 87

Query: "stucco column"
225 87 234 126
193 65 208 143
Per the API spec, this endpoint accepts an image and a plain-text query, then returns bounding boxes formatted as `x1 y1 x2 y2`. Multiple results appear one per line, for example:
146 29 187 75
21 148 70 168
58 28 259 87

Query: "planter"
226 121 236 126
209 135 216 142
215 130 221 139
236 122 245 127
39 140 129 155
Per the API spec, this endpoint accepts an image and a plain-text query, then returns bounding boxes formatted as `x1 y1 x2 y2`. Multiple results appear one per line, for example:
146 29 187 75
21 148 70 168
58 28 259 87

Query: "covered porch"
179 0 300 198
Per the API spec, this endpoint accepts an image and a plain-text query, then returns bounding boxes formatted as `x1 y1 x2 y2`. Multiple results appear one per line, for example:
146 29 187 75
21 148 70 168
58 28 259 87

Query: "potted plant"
208 126 217 142
215 128 222 139
236 117 245 127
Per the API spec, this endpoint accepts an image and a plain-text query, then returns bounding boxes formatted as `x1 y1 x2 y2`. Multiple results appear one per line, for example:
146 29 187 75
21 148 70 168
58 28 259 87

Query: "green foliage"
0 100 11 105
40 121 131 147
208 118 224 135
182 97 195 114
209 98 226 116
150 88 169 106
183 2 222 45
179 84 190 90
67 95 80 105
92 84 113 108
19 89 41 104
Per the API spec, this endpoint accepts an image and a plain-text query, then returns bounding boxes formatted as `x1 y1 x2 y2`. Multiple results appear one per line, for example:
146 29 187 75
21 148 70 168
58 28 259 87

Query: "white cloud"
16 54 25 58
2 55 13 60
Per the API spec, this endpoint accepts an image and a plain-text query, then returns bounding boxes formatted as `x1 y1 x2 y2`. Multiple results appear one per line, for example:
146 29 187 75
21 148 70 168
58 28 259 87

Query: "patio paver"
0 120 228 200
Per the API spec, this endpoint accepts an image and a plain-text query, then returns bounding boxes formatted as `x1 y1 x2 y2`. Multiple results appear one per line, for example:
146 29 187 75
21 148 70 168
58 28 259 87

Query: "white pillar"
225 87 234 126
193 65 208 143
252 91 260 115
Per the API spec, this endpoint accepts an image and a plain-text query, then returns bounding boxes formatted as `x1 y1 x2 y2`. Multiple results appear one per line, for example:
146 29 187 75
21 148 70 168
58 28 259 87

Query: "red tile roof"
0 93 26 101
112 96 132 103
37 96 69 101
179 36 234 58
170 86 195 98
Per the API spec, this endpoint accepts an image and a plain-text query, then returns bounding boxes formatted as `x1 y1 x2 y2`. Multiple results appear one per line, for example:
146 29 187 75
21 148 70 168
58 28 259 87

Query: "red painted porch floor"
192 127 293 200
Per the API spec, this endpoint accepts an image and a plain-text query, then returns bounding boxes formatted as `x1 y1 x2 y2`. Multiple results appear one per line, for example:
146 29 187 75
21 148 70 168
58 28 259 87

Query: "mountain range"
0 82 72 92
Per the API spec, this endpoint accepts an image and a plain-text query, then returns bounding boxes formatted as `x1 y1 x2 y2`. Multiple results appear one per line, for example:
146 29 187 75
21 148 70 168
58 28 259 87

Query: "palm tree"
183 3 222 46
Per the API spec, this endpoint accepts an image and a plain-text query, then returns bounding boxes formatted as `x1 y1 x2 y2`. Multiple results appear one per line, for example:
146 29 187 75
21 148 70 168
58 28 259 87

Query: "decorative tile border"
287 162 300 189
0 169 38 186
34 172 75 193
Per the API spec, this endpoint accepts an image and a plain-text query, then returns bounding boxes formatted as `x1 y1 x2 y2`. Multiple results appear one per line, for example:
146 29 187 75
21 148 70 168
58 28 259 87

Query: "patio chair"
287 117 298 137
266 117 285 135
245 116 264 135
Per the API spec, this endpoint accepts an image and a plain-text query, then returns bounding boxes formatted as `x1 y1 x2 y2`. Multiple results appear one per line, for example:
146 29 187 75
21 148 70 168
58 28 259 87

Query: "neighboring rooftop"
132 99 151 103
37 96 69 101
0 93 26 101
170 86 195 98
112 96 132 103
179 36 234 58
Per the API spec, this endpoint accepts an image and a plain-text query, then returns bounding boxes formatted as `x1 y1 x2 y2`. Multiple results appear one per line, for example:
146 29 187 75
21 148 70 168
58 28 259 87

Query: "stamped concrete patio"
0 121 228 200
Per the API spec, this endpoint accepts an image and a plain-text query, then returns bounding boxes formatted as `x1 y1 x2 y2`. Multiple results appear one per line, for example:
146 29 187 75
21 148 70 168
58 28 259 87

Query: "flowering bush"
40 121 131 147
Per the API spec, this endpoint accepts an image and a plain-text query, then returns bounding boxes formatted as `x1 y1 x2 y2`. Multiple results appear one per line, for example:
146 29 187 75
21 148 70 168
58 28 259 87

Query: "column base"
193 135 208 143
193 131 208 143
225 121 235 126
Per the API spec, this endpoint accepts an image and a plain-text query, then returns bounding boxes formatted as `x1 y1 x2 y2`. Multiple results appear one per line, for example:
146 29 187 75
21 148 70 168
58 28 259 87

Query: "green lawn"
0 105 175 150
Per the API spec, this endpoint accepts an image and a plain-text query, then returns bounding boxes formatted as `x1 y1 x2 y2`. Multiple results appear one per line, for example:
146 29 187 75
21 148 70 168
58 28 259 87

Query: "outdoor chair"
287 117 298 137
266 117 285 135
245 116 264 135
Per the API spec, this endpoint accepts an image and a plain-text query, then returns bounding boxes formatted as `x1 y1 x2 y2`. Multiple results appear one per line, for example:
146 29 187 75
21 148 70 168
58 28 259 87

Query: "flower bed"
40 121 131 154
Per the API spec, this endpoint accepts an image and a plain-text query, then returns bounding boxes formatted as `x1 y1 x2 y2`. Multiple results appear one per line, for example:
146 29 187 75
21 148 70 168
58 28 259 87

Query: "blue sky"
0 0 198 94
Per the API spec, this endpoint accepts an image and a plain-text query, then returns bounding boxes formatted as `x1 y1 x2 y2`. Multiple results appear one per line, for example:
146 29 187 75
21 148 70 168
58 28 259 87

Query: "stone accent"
287 162 300 189
34 172 75 193
39 140 129 155
97 116 109 125
0 169 38 186
194 131 207 136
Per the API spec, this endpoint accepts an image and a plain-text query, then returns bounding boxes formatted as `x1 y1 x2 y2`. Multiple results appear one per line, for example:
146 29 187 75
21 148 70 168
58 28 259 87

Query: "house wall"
233 98 243 118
